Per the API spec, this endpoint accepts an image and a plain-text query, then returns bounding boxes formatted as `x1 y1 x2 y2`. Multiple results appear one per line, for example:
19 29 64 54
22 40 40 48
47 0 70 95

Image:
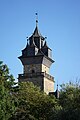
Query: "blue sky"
0 0 80 89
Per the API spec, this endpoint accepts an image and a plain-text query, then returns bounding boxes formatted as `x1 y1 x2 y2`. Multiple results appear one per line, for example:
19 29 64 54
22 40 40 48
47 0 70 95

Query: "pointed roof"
33 13 42 37
55 84 59 98
44 41 48 47
29 19 44 40
33 25 42 37
42 41 52 50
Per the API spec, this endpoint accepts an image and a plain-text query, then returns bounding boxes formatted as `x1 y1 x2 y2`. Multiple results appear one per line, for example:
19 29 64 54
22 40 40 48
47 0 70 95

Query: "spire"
29 13 44 39
29 13 45 49
56 84 59 98
32 13 42 37
32 13 41 36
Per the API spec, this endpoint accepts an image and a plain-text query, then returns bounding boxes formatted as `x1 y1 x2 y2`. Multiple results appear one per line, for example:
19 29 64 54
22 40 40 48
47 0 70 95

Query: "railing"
18 72 54 81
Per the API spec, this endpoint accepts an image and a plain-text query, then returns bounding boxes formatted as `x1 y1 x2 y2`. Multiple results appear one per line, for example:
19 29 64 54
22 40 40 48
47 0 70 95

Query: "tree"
58 82 80 120
0 61 61 120
0 61 17 120
3 60 80 120
11 82 60 120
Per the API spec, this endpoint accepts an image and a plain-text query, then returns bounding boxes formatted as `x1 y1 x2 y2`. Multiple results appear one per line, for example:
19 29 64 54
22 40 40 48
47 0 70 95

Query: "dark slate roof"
33 26 41 36
37 49 45 56
41 41 52 51
29 25 44 40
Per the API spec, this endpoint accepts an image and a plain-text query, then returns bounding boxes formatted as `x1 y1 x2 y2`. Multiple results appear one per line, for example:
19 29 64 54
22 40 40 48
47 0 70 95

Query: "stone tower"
18 16 55 94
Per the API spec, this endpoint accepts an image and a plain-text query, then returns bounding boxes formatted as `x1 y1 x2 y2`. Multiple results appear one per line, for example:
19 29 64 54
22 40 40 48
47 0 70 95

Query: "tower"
18 16 55 94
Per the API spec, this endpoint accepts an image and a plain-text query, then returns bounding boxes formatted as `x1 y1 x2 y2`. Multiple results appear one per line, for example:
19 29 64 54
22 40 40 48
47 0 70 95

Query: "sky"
0 0 80 89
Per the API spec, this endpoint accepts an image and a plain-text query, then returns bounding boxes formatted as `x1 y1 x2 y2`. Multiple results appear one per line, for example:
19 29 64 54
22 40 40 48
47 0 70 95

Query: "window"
32 69 35 73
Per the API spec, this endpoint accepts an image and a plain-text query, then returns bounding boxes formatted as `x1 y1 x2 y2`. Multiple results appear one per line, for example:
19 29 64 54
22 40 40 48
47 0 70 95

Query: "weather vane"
35 13 38 25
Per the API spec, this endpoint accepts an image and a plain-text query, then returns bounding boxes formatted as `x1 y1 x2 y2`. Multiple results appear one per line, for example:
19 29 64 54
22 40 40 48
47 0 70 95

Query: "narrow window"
32 69 35 73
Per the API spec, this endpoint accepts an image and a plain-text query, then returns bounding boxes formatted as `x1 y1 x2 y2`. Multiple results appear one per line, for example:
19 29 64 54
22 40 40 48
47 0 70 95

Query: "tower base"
18 72 54 94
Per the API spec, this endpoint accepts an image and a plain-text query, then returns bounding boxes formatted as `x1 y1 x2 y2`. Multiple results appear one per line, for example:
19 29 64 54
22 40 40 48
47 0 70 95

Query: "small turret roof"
42 41 52 51
33 25 42 37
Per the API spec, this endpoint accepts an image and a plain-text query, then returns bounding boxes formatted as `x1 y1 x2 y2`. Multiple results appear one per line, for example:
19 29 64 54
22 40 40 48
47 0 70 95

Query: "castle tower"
18 16 55 94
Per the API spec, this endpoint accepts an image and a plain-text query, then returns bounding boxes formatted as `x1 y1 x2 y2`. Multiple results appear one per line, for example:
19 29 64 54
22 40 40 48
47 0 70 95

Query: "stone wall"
18 72 54 94
24 64 49 74
24 64 42 73
42 64 49 74
44 77 54 94
18 75 43 90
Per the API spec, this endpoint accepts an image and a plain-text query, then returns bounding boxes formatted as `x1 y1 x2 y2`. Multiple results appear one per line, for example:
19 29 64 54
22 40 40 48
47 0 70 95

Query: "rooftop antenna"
35 13 38 26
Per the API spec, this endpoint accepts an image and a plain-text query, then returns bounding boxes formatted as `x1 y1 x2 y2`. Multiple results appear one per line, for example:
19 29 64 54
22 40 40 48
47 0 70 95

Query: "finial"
57 84 58 90
35 13 38 26
45 37 47 39
26 37 28 42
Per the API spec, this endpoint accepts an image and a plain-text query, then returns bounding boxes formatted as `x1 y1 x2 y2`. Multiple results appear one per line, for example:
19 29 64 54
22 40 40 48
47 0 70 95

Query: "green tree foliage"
1 61 80 120
11 82 60 120
57 82 80 120
0 61 17 120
